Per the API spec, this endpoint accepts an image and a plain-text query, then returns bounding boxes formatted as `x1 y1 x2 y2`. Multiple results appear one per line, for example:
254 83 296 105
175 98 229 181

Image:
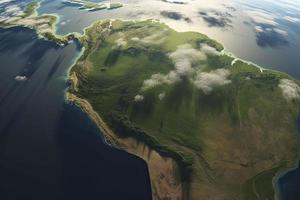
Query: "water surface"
0 27 151 200
38 0 300 79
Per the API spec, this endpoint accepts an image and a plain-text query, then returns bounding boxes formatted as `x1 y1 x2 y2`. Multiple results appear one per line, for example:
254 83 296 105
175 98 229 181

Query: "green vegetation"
0 1 71 46
21 1 38 18
63 0 123 11
109 3 123 9
70 20 300 199
243 165 286 200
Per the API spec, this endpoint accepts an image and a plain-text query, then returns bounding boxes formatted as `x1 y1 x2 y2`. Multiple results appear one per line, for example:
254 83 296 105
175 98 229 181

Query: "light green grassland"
70 20 300 199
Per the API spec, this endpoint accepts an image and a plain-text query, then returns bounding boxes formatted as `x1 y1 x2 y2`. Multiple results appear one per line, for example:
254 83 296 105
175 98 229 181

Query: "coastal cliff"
1 2 300 199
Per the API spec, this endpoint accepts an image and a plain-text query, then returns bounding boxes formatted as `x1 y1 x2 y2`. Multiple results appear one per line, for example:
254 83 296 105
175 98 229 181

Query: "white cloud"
245 10 278 26
278 79 300 100
0 0 14 5
142 44 207 90
158 92 166 100
169 44 206 76
142 71 180 90
193 69 231 94
134 94 144 102
5 4 21 13
283 16 300 23
273 28 288 36
115 38 127 47
0 2 23 22
141 44 224 91
131 37 140 41
200 44 221 56
15 75 28 82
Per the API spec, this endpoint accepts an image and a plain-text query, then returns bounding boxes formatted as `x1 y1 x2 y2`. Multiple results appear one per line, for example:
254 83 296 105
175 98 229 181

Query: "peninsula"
67 20 300 200
2 2 300 200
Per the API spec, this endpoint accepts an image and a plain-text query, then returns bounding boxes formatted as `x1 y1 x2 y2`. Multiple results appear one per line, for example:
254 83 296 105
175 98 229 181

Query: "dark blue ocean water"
0 27 151 200
278 115 300 200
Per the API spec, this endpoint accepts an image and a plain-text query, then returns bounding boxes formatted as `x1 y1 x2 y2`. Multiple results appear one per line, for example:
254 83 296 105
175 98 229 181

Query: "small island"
62 0 123 11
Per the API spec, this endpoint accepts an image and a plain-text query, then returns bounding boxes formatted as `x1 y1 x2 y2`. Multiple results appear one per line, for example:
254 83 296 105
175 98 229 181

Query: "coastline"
63 20 300 199
273 132 300 200
65 91 184 200
1 2 300 199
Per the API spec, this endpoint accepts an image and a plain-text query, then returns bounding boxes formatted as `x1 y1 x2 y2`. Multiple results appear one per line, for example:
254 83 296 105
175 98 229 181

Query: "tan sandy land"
66 92 183 200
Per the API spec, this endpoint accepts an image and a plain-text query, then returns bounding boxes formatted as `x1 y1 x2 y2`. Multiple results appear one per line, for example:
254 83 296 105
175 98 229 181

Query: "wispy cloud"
245 10 278 26
0 1 23 23
140 43 230 96
131 30 168 45
283 16 300 23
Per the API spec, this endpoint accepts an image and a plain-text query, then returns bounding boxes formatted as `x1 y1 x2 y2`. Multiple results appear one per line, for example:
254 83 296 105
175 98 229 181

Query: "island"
62 0 123 11
1 2 300 200
0 2 76 45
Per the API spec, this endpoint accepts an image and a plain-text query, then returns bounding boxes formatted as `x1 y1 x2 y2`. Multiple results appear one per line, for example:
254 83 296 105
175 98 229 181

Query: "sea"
1 0 300 199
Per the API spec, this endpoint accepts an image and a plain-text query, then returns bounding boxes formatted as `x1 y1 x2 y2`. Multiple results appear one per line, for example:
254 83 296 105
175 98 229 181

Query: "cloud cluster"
193 69 231 94
169 44 207 75
140 44 230 96
142 44 209 90
0 2 23 23
278 79 300 100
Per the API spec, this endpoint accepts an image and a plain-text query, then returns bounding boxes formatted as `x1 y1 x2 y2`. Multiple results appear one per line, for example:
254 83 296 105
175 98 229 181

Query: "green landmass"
1 1 299 199
69 20 300 199
0 1 72 45
21 1 38 18
63 0 123 11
